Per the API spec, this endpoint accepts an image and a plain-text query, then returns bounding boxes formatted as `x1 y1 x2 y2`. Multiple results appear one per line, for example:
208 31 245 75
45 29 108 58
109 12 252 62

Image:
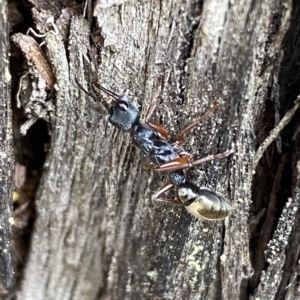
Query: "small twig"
83 0 88 18
252 95 300 170
26 28 48 38
20 117 39 135
16 71 29 108
26 17 59 38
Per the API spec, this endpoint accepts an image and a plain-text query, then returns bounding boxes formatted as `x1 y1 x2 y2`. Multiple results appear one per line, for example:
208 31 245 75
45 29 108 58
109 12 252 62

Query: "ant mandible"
75 79 234 220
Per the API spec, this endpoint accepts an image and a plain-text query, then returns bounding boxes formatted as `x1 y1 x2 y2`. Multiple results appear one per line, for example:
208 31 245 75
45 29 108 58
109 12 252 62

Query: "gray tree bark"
6 0 300 299
0 0 14 290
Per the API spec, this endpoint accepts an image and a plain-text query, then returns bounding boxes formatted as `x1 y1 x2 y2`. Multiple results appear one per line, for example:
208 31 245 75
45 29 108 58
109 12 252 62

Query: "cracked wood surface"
9 0 300 299
0 0 14 289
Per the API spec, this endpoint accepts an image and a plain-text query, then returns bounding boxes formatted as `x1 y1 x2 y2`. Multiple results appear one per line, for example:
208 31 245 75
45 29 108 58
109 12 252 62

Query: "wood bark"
5 0 300 299
0 0 14 290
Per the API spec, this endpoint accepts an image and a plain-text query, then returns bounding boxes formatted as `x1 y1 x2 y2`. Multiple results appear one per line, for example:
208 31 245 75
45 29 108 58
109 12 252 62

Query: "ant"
75 79 234 220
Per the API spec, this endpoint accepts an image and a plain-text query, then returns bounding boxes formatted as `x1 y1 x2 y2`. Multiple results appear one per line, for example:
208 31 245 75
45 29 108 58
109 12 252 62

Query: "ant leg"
145 102 169 139
145 101 169 140
154 157 192 172
145 85 162 121
152 181 174 199
154 198 185 206
145 101 158 122
143 161 154 170
147 121 170 140
152 181 185 205
155 149 234 172
175 101 219 146
144 86 170 139
148 152 192 172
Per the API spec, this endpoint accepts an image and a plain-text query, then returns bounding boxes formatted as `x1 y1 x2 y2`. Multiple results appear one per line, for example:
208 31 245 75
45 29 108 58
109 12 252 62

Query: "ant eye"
118 100 128 111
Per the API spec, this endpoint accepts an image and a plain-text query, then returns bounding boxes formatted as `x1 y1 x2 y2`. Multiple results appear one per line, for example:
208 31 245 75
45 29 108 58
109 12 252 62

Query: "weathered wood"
0 0 14 290
9 0 300 299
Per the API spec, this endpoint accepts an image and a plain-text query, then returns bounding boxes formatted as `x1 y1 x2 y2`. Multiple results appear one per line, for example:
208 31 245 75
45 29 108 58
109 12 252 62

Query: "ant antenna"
75 78 110 112
93 82 123 101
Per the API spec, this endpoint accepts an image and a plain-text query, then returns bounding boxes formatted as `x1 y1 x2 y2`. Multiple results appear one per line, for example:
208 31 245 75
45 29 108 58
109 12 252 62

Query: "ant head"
75 79 141 133
94 84 141 132
108 95 141 132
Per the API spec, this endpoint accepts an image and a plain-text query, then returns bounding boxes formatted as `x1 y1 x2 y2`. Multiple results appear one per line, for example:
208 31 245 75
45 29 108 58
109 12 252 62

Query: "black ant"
75 79 234 220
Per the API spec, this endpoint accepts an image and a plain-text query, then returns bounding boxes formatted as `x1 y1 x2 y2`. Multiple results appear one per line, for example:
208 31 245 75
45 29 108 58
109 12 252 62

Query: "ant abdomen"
177 183 232 220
